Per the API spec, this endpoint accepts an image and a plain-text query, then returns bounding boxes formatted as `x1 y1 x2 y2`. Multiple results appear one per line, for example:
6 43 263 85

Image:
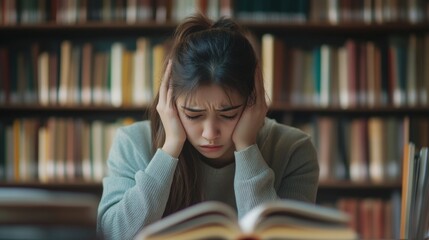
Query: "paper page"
135 201 237 239
239 199 350 234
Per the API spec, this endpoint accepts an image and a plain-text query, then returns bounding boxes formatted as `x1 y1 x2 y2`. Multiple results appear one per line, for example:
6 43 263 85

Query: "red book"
0 48 10 103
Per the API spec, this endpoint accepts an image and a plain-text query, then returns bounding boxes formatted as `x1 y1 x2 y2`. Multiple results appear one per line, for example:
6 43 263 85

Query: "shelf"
318 181 402 189
0 105 150 119
1 22 428 39
0 181 401 190
269 104 429 116
0 182 103 197
1 105 428 117
240 22 429 35
0 22 177 39
317 181 402 201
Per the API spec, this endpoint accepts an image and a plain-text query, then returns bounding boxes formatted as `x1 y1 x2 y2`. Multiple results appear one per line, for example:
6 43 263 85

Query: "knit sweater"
97 118 319 240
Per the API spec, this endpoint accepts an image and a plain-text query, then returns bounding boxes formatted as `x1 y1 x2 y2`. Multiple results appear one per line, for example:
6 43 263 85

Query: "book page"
239 199 350 234
135 201 239 239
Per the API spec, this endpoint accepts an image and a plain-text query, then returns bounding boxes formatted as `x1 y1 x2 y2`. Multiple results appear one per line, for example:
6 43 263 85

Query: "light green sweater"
97 118 319 240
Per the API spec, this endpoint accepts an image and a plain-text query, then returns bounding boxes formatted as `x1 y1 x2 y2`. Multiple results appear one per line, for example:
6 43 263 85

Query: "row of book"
0 118 135 183
1 0 428 25
0 38 168 106
2 34 429 108
0 0 233 24
332 141 429 240
2 116 427 184
334 195 401 240
235 0 429 23
287 116 429 183
262 34 429 108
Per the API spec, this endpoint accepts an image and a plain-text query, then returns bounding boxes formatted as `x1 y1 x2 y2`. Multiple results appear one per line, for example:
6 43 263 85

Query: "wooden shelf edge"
1 105 429 113
0 182 102 189
318 180 402 189
0 21 428 30
0 181 402 189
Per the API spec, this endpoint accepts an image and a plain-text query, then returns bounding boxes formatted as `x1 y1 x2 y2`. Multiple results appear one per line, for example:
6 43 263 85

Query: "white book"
126 0 138 23
320 45 331 108
207 0 220 20
261 34 274 105
111 43 124 107
133 38 152 105
338 46 349 109
38 52 50 106
327 0 339 24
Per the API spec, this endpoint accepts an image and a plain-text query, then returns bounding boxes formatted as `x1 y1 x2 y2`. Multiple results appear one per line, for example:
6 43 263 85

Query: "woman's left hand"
232 65 268 151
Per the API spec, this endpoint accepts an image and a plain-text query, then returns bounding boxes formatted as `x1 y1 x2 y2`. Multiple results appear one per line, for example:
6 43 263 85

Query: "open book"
135 199 358 240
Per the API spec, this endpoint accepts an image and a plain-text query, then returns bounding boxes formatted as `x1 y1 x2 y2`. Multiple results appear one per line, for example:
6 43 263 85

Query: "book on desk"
135 199 358 240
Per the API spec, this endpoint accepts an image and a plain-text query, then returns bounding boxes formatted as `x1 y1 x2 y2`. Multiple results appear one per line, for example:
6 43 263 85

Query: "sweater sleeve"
233 134 319 220
277 137 319 203
234 144 278 219
97 127 178 240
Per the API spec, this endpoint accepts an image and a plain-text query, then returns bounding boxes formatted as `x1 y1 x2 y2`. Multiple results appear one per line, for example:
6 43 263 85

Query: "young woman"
97 14 319 240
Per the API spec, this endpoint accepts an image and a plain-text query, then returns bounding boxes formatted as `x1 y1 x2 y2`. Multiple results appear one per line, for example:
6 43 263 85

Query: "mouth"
200 145 223 151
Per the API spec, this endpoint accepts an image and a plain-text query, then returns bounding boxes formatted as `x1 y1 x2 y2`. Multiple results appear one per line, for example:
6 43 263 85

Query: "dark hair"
149 13 258 216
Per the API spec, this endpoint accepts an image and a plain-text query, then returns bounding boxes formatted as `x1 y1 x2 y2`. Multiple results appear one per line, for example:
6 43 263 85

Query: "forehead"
177 84 243 107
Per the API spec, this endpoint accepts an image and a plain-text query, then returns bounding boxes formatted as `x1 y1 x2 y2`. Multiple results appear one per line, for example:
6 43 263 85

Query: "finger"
166 85 174 109
255 64 267 105
159 59 173 103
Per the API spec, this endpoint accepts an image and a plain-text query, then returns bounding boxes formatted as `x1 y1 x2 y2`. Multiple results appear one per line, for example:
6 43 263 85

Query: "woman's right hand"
156 59 186 158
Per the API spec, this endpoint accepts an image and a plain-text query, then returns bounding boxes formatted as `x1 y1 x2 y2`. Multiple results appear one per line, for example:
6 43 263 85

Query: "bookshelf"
1 0 429 239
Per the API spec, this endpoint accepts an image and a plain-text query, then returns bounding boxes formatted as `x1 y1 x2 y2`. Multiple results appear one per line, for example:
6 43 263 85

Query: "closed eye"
221 114 238 120
185 114 202 120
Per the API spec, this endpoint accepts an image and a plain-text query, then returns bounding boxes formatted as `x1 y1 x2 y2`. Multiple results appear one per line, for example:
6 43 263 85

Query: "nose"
202 120 220 142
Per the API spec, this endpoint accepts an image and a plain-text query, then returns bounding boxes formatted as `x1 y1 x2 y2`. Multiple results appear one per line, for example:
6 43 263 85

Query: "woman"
97 14 319 240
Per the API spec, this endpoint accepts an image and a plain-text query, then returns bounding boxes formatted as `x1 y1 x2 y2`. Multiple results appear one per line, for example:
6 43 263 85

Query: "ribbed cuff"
234 144 269 180
144 148 178 181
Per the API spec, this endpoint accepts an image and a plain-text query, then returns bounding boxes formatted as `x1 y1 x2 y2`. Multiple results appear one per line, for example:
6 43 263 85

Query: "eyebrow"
181 104 243 112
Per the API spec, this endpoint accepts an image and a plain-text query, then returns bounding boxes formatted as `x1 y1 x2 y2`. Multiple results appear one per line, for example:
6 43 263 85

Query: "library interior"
0 0 428 239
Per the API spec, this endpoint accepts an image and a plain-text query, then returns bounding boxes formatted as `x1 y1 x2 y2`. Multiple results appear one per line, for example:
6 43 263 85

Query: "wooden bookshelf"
0 182 103 197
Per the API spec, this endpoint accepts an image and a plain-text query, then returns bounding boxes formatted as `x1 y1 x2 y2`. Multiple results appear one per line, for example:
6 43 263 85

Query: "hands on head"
157 60 268 158
157 60 187 158
232 64 268 151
